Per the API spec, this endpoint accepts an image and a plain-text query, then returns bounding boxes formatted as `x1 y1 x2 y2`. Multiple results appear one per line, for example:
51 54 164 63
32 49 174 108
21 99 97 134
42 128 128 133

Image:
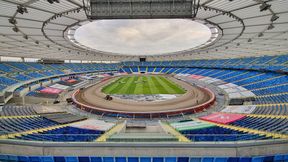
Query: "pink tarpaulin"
102 74 111 77
67 79 77 83
61 77 70 81
188 74 204 79
199 113 245 124
40 87 63 94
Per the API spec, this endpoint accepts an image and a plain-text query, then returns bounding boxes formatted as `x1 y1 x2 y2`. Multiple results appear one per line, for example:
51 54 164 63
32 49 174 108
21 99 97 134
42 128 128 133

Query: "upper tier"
0 54 287 92
123 54 288 72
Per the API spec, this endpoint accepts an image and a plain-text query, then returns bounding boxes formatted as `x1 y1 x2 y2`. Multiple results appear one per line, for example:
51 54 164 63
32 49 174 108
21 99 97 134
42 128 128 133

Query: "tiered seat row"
1 154 288 162
42 113 87 124
0 76 18 86
179 126 269 141
123 54 288 72
244 75 287 88
0 105 37 116
253 94 288 104
170 120 269 141
16 126 104 142
0 117 57 135
9 74 32 81
0 62 119 91
230 117 288 135
233 73 278 86
252 84 288 95
252 105 288 115
0 106 112 142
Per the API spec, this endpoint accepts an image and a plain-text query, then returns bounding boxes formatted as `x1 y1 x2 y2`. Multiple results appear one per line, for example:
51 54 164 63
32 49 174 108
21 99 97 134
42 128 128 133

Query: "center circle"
74 19 212 56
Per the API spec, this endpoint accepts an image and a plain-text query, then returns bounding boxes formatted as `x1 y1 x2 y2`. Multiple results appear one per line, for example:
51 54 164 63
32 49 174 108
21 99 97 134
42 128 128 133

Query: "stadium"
0 0 288 161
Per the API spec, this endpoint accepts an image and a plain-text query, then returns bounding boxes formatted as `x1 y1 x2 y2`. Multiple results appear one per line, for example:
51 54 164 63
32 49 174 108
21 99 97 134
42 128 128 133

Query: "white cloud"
74 19 211 56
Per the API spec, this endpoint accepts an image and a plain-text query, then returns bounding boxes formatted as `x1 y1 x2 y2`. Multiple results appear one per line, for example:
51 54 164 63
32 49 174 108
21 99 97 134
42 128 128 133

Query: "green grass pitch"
101 75 186 94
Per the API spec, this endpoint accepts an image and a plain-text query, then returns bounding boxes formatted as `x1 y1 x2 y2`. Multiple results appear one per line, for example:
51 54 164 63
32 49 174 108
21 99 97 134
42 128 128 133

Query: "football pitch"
101 75 186 94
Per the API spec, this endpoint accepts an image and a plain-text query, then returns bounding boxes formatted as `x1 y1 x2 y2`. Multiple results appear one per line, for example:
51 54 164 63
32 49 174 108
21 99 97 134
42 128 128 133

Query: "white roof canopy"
0 0 287 61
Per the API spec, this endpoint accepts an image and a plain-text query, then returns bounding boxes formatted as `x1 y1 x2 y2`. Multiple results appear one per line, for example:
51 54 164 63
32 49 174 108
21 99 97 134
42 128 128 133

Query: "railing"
4 133 276 142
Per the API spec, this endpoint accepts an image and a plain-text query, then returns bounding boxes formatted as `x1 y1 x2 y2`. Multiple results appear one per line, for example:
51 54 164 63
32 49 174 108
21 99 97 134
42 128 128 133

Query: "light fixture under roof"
12 27 19 32
258 33 264 37
248 38 252 42
267 24 275 30
8 18 17 25
270 14 279 22
47 0 60 4
259 3 271 12
17 5 28 14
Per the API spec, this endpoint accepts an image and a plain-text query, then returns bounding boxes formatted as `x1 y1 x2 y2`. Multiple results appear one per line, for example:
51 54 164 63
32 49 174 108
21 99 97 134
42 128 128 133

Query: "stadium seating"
253 94 288 104
123 55 288 72
0 154 287 162
26 72 45 78
179 126 269 141
0 117 57 135
230 117 288 134
0 62 119 92
0 63 18 73
0 76 18 86
16 126 104 142
9 74 31 81
1 55 286 94
252 105 288 115
0 105 37 116
6 62 34 71
1 55 288 144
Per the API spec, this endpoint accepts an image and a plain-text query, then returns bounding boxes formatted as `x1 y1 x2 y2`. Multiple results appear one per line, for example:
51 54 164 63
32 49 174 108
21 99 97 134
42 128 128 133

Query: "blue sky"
74 19 211 56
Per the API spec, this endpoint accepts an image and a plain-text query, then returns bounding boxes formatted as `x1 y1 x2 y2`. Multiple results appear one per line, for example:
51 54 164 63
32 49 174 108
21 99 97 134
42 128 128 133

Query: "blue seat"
238 157 251 162
7 155 18 161
140 157 151 162
177 157 188 162
54 156 66 162
189 158 201 162
103 157 114 162
65 156 79 162
18 156 30 162
251 157 264 162
116 157 126 162
90 157 102 162
30 156 42 162
78 156 90 162
128 157 138 162
202 157 214 162
41 156 54 162
153 157 164 162
0 155 9 161
165 157 176 162
214 157 228 162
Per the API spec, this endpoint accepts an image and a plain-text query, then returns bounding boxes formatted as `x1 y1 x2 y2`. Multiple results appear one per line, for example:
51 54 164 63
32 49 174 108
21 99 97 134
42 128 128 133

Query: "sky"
74 19 211 56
